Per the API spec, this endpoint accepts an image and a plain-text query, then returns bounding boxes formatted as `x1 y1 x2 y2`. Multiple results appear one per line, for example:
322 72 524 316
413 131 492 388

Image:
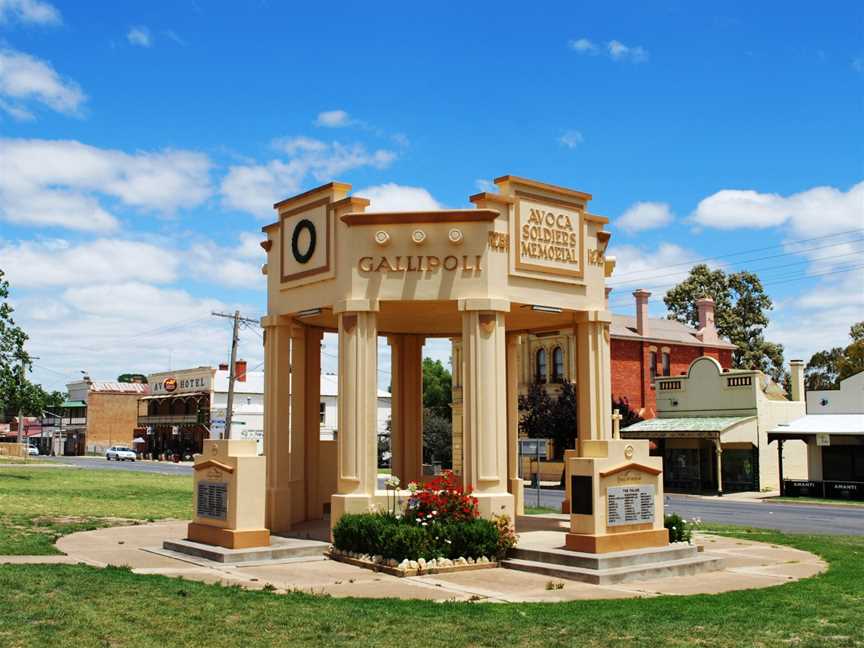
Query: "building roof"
89 381 150 394
622 416 756 433
321 373 391 399
610 314 737 350
60 400 86 408
770 414 864 436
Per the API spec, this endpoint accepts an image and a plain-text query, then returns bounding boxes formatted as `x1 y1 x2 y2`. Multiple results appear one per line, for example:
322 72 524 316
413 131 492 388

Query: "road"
22 461 864 535
37 455 193 475
523 487 864 536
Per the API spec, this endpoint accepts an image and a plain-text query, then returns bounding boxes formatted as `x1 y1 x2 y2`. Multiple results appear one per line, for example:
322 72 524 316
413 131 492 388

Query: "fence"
0 443 27 458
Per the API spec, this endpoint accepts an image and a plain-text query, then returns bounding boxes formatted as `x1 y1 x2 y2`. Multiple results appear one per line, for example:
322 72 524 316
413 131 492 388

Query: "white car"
106 446 136 461
27 445 39 456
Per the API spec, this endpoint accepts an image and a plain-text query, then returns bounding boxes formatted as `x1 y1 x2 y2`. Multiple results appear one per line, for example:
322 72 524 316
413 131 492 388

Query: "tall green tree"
664 264 785 381
806 322 864 388
421 357 453 468
0 269 31 421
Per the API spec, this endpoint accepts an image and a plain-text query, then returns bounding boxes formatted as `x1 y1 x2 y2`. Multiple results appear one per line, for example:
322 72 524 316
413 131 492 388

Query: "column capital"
457 297 511 313
573 310 612 325
333 298 379 314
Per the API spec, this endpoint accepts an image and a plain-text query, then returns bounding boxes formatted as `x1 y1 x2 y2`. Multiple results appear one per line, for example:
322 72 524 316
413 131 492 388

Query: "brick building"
63 379 150 455
451 290 736 471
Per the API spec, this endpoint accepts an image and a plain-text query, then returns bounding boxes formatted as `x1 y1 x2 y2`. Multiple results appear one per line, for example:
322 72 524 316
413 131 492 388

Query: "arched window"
552 346 564 382
662 351 671 377
535 348 547 383
649 351 658 381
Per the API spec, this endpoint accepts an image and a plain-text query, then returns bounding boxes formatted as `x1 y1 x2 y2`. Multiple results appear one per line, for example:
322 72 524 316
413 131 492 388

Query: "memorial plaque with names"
196 481 228 520
606 485 655 527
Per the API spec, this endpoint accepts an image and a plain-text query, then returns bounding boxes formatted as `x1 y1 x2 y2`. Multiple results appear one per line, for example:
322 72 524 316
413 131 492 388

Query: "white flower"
445 539 452 544
407 481 419 493
432 510 438 516
421 522 428 526
416 517 422 522
385 475 401 489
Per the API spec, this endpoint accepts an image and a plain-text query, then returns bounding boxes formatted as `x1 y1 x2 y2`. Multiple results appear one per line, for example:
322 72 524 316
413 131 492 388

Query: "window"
662 351 671 377
319 402 326 424
552 346 564 382
649 351 657 381
536 348 547 383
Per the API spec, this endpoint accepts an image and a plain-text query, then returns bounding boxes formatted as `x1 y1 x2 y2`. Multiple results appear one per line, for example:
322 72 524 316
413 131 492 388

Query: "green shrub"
438 519 498 559
664 513 692 543
332 513 505 561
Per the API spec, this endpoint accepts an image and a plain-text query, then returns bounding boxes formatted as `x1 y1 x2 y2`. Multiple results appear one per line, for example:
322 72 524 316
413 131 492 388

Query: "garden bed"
326 547 498 577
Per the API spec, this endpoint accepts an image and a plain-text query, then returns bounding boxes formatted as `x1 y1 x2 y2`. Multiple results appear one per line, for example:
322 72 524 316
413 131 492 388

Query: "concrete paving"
0 521 824 603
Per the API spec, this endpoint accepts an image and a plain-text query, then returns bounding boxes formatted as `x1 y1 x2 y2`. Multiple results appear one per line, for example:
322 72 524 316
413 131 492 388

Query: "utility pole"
211 311 258 440
17 355 38 462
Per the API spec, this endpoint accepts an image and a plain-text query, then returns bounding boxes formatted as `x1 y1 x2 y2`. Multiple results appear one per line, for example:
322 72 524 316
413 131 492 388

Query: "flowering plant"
405 470 478 524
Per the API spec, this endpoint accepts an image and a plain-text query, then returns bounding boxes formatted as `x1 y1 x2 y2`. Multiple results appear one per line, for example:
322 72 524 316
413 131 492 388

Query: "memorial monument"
187 439 270 549
259 175 632 540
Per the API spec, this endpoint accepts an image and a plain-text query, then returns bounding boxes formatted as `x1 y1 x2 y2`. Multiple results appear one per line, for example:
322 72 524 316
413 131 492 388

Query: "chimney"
633 289 651 336
235 359 247 382
790 359 805 402
605 287 613 310
695 296 718 343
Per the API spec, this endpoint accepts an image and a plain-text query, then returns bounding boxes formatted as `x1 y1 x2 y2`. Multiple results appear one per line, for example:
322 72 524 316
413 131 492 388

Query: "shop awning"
61 400 86 408
622 416 756 439
769 414 864 441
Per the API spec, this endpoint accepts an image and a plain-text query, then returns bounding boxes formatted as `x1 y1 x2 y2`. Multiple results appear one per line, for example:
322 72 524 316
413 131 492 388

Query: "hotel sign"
151 371 212 395
513 193 584 279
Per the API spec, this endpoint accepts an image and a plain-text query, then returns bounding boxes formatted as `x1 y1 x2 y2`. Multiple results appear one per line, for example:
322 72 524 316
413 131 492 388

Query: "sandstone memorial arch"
259 175 618 535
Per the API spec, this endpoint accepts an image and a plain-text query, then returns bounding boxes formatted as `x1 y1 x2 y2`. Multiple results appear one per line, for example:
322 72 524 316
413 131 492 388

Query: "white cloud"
569 37 648 63
127 25 152 47
605 243 702 311
356 183 442 212
691 181 863 237
568 38 596 53
188 235 265 288
0 0 60 25
475 179 496 193
0 238 178 287
558 130 584 149
616 201 675 233
607 40 648 63
18 281 265 389
315 109 352 127
222 139 397 217
0 138 213 231
0 48 86 119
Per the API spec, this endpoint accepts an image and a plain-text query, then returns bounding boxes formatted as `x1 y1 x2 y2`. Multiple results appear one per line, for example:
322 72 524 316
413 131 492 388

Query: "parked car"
106 446 136 461
27 445 39 456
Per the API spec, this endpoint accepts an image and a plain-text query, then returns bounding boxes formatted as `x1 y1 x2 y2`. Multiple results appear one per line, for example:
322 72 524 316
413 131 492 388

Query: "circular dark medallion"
291 219 317 264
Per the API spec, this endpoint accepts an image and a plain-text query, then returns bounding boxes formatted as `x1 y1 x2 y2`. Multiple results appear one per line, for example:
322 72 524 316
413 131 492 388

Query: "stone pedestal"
188 439 270 550
564 439 668 553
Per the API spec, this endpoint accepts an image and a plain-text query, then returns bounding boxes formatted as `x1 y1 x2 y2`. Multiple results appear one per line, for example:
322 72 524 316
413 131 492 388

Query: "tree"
806 322 864 388
664 264 785 382
518 382 576 460
118 373 148 384
612 396 643 429
0 269 31 421
422 358 452 419
420 357 453 468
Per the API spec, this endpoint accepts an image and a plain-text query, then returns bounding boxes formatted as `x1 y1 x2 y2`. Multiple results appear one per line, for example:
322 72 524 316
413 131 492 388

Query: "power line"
607 246 864 307
609 228 864 280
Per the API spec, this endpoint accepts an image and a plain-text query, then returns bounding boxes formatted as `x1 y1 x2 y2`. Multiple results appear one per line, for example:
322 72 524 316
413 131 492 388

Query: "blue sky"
0 0 862 392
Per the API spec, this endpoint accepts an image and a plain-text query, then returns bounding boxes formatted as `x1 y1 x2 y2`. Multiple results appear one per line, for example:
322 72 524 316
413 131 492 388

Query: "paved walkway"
0 521 826 603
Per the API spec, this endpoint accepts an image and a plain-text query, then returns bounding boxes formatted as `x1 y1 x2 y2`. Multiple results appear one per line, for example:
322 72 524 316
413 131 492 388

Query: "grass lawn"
771 496 864 508
1 467 862 647
0 466 190 554
523 505 561 515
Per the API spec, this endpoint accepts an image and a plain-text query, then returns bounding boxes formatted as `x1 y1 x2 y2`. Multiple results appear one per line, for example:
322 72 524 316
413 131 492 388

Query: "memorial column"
506 333 524 514
262 315 291 532
459 298 514 519
331 301 379 523
389 334 424 485
575 311 613 442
